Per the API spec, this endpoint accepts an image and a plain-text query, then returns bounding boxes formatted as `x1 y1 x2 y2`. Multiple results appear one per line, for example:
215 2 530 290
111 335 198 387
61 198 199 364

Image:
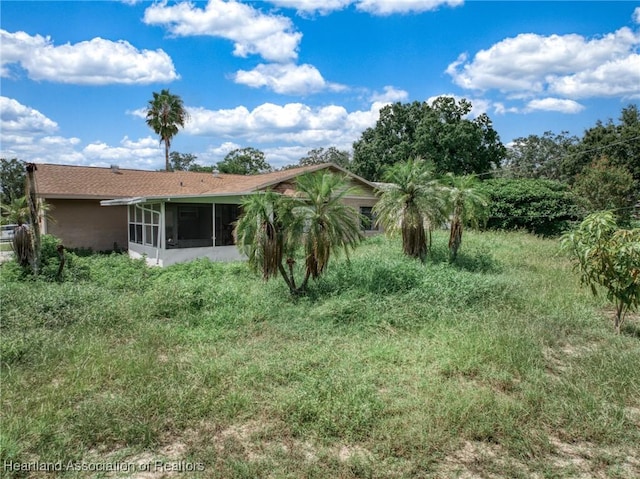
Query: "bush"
479 178 584 236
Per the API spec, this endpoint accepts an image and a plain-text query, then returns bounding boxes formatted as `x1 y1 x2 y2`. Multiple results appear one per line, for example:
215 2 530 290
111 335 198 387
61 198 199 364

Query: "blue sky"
1 1 639 170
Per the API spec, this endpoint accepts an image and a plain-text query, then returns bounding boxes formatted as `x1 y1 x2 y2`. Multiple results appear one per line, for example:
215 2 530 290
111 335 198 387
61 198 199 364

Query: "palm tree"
443 174 489 261
291 171 364 291
0 196 30 226
234 171 363 294
373 158 445 261
235 191 285 282
1 196 52 268
145 89 189 171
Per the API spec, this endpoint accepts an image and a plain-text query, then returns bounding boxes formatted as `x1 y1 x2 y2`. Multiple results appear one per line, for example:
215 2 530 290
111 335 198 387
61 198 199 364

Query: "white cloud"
83 136 161 163
0 30 178 85
268 0 462 16
446 27 640 100
0 96 59 134
526 98 585 114
355 0 463 15
269 0 352 16
370 85 409 103
634 7 640 24
234 63 346 95
143 0 301 63
548 54 640 99
0 96 167 168
196 141 242 164
185 100 385 148
264 145 311 168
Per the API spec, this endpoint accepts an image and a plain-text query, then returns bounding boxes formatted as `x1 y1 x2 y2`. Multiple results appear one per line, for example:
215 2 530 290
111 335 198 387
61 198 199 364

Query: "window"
165 203 213 249
128 204 160 246
215 204 241 246
360 206 377 231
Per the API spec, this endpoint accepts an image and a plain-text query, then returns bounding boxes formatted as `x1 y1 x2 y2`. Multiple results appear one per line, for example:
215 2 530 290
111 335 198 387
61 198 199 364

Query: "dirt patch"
95 440 190 479
435 440 535 479
337 444 373 463
548 435 640 479
189 419 320 464
624 406 640 426
543 342 597 377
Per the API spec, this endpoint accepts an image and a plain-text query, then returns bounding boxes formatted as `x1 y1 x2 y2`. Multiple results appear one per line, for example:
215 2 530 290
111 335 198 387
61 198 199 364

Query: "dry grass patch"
548 435 640 479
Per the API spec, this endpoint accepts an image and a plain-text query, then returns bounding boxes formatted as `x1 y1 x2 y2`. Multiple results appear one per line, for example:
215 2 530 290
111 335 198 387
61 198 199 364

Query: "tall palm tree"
443 174 489 261
373 158 445 261
145 89 189 171
234 171 363 294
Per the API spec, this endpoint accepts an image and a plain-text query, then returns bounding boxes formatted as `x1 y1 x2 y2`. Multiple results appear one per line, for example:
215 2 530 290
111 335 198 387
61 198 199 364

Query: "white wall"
128 243 244 267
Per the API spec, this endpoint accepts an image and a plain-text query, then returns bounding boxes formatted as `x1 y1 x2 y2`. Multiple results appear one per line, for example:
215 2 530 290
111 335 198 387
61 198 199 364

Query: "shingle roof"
34 163 368 200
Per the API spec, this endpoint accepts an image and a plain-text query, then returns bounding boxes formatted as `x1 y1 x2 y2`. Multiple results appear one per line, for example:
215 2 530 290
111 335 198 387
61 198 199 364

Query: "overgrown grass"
1 231 638 478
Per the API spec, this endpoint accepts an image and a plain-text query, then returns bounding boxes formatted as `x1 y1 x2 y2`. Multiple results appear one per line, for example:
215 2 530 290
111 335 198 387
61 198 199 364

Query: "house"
35 163 380 266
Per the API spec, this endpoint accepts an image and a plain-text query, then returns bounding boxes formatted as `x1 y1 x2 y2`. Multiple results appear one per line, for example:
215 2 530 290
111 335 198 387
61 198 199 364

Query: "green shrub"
479 178 584 236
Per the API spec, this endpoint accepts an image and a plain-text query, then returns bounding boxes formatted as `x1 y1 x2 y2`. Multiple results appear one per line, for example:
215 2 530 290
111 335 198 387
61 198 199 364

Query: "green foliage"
217 147 272 175
235 171 363 294
235 191 284 281
2 232 640 478
352 97 506 181
0 158 25 206
565 104 640 195
297 147 352 169
561 211 640 333
503 131 578 181
145 89 189 171
479 178 584 236
373 158 445 260
0 196 29 225
168 151 211 172
441 174 489 261
573 156 635 216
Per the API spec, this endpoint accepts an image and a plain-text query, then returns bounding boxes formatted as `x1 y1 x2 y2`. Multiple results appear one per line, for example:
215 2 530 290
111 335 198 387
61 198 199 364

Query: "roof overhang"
100 192 252 207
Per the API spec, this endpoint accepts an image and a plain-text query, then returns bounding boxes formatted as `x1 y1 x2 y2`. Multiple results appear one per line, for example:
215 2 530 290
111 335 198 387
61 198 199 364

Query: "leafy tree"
478 178 584 236
373 158 445 261
503 131 578 181
298 147 352 169
561 211 640 334
352 97 506 181
235 172 363 294
168 152 213 172
442 175 489 262
217 147 272 175
169 152 197 171
146 89 189 171
573 156 635 216
566 105 640 194
1 158 26 207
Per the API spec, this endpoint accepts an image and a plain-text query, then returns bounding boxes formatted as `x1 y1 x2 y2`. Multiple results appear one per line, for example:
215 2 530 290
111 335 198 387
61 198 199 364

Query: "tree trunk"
615 300 624 335
25 163 41 275
165 142 170 172
449 218 463 262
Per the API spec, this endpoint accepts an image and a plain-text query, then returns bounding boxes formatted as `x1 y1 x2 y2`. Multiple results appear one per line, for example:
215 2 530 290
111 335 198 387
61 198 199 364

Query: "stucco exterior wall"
342 196 383 235
45 199 127 252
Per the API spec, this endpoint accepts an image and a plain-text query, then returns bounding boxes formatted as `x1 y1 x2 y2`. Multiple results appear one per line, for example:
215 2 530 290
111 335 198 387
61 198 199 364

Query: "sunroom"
101 195 244 267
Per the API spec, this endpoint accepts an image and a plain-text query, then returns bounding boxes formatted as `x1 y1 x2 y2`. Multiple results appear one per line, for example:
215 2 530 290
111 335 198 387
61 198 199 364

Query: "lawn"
1 231 639 478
